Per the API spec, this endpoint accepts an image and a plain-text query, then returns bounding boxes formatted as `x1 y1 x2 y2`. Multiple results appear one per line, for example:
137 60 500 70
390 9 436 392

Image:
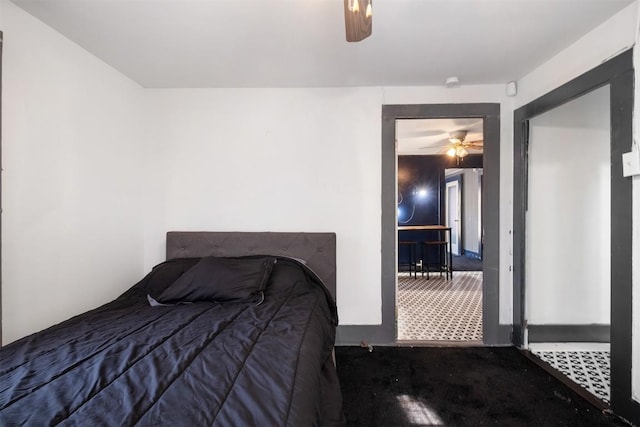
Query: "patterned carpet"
397 270 610 403
529 343 611 404
397 271 483 341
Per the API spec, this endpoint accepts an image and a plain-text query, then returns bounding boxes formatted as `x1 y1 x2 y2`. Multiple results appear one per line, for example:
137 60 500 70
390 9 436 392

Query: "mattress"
0 257 343 426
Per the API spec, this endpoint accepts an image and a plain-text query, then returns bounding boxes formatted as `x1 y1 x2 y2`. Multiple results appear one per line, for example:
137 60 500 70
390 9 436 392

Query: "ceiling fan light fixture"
447 147 457 157
456 147 468 158
448 130 468 143
344 0 372 42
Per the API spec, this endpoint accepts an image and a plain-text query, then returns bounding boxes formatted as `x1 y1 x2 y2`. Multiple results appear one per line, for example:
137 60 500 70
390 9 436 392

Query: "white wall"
516 2 637 108
142 85 513 326
1 1 146 344
527 86 611 325
1 0 515 336
142 88 384 324
515 0 638 401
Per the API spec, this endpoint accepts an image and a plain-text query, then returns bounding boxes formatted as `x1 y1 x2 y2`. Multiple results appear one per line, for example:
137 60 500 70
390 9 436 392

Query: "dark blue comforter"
0 258 343 426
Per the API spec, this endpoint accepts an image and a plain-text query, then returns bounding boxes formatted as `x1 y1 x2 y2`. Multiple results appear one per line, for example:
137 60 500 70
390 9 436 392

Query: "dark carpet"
335 346 628 427
452 255 483 271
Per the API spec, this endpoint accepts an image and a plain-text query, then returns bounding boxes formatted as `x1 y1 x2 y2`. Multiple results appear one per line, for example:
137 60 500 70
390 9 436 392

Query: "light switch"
622 148 640 177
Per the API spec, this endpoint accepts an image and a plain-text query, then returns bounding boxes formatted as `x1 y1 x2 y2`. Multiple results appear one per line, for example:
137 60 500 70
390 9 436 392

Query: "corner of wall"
1 0 147 344
514 1 638 108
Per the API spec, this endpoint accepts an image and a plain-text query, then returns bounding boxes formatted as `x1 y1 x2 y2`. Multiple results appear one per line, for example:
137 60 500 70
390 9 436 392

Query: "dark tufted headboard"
166 232 337 300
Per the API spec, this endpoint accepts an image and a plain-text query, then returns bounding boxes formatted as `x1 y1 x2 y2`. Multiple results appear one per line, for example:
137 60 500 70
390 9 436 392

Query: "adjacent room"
526 85 613 404
396 118 484 343
1 0 638 425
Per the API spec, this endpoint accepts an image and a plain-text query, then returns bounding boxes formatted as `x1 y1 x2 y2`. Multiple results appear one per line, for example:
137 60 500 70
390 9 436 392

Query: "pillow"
281 256 307 265
143 258 201 297
153 256 276 304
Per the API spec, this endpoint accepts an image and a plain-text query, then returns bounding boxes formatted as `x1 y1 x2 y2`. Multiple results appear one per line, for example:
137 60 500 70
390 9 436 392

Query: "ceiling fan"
344 0 372 42
445 130 483 160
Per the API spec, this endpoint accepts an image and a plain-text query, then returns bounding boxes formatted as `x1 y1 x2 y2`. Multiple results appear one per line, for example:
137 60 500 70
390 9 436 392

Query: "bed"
0 231 344 426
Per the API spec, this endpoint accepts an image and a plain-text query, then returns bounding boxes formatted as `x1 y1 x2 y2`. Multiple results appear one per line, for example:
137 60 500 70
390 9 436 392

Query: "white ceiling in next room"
397 118 483 156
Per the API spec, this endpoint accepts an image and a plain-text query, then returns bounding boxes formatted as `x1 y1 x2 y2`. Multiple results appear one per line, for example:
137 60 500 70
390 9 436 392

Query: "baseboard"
528 324 610 343
335 324 395 346
336 324 514 346
461 250 481 260
497 324 513 345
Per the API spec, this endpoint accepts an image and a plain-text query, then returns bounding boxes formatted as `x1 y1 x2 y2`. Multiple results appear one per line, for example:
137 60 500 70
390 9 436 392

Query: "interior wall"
143 86 511 326
515 3 637 108
0 0 515 334
526 85 611 325
515 0 638 403
397 155 482 228
398 156 482 265
0 1 146 344
143 87 384 324
397 156 445 226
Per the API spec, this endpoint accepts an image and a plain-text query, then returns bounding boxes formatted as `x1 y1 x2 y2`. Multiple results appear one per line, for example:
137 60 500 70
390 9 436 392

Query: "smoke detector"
445 77 460 88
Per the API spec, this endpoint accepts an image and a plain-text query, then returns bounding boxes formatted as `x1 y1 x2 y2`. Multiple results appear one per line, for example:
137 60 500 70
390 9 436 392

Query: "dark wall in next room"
397 154 482 226
397 154 482 265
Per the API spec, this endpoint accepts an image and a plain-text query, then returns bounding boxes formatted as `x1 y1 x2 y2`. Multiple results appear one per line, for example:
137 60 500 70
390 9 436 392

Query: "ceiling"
397 118 483 155
11 0 634 88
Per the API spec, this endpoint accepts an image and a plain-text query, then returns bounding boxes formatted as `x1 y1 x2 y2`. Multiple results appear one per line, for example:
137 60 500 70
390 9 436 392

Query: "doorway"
512 49 637 420
445 168 484 270
385 103 502 347
525 85 612 404
445 179 460 255
395 118 485 343
336 103 503 346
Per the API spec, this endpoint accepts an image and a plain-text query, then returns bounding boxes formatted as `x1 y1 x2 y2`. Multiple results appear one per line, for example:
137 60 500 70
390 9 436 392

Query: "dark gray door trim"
1 31 3 343
337 103 503 346
513 49 638 421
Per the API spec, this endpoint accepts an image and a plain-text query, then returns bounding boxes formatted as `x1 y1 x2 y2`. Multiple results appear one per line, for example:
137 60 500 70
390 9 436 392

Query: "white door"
446 180 461 255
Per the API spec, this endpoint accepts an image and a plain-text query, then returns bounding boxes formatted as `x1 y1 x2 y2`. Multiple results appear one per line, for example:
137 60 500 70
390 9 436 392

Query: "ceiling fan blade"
417 145 450 152
465 139 484 147
344 0 372 42
396 130 448 139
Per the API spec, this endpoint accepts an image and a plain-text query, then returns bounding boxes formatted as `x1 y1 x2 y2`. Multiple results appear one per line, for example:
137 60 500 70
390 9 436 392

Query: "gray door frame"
336 103 506 345
513 49 638 421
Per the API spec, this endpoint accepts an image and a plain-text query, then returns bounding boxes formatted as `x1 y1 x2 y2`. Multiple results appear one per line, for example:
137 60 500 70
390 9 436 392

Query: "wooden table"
398 225 452 279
